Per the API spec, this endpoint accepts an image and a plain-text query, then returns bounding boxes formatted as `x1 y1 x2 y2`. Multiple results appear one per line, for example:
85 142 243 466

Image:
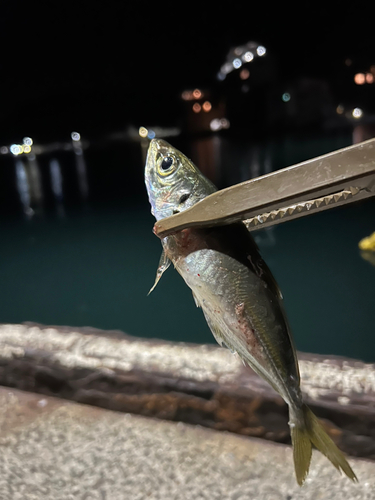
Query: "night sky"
1 1 374 142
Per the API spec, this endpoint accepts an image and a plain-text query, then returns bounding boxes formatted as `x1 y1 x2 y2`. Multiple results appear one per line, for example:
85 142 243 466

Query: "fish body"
145 138 357 485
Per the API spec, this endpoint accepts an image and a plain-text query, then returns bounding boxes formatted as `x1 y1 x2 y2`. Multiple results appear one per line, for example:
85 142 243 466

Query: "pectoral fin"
201 307 237 353
148 250 171 295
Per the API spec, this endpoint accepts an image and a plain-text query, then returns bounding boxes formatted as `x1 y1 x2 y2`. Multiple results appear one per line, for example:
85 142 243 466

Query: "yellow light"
192 103 201 113
22 145 31 153
366 73 374 84
240 69 250 80
202 101 212 112
354 73 365 85
193 89 202 99
139 127 148 138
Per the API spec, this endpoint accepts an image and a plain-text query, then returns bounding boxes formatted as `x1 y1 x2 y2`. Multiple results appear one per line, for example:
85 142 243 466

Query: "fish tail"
289 404 357 486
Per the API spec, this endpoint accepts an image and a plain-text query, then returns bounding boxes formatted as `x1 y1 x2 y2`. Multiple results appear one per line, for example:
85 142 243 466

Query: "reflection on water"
1 133 375 363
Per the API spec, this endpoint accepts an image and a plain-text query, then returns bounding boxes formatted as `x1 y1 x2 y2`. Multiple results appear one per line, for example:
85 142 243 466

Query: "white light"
257 45 266 56
282 93 291 102
147 130 156 139
10 144 22 155
71 131 81 141
23 137 33 146
233 58 242 69
222 62 233 75
243 51 254 62
210 118 230 131
352 107 363 119
0 146 8 154
210 119 221 131
217 72 226 81
220 118 230 129
234 46 243 56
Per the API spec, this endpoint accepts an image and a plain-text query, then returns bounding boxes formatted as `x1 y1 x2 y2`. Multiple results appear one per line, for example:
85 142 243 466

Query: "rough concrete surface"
0 387 374 500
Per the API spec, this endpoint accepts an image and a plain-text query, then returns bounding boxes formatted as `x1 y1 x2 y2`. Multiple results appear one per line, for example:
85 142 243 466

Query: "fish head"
145 139 217 221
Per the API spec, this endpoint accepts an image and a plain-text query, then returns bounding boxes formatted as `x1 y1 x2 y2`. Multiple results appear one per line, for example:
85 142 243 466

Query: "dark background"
1 2 374 142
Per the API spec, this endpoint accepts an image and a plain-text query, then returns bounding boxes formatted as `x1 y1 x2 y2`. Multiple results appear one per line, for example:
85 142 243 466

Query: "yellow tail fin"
290 404 358 486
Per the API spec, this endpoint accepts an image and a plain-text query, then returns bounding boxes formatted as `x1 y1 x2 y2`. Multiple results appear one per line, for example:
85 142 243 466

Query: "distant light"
371 65 375 75
181 90 192 100
233 58 242 69
354 73 365 85
210 118 230 131
71 131 81 141
139 127 148 138
217 72 226 81
257 45 266 56
234 46 243 56
23 137 33 146
10 144 22 155
202 101 212 112
336 104 344 114
243 51 254 63
366 73 374 84
240 69 250 80
192 103 201 113
147 130 155 139
345 58 352 66
352 107 363 119
0 146 8 154
241 84 249 93
282 93 291 102
210 119 221 131
220 118 230 129
193 89 202 99
221 62 233 75
22 145 31 153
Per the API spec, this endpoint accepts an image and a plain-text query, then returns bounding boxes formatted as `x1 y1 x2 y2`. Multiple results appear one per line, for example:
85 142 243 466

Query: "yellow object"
359 232 375 251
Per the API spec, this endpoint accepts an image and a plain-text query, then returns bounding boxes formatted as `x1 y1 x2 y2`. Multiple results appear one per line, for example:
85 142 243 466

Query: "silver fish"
145 138 357 485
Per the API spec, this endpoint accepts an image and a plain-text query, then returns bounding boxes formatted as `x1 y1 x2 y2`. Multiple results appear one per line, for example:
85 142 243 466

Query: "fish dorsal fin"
148 250 171 295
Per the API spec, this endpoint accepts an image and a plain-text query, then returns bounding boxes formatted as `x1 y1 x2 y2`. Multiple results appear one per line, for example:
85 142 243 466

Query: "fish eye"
157 155 177 176
161 157 174 170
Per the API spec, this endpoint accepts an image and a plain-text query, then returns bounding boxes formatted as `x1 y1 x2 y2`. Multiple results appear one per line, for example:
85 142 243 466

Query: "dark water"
1 134 374 362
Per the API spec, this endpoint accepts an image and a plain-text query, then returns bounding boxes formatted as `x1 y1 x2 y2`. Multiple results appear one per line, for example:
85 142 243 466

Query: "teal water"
0 196 374 362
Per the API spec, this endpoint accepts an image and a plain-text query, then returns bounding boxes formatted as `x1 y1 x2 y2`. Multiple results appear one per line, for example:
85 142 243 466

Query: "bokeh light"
192 103 201 113
240 69 250 80
243 51 254 62
352 107 363 118
71 132 81 141
202 101 212 112
139 127 148 138
354 73 365 85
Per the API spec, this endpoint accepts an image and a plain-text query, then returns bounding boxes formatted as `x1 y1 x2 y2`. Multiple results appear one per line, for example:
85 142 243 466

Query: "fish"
144 138 357 486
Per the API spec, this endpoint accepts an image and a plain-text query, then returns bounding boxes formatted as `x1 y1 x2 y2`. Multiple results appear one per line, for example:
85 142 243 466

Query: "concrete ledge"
0 386 374 499
0 323 374 460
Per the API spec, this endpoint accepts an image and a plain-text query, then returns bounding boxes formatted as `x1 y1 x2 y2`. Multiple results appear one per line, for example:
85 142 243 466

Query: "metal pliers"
154 138 375 237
